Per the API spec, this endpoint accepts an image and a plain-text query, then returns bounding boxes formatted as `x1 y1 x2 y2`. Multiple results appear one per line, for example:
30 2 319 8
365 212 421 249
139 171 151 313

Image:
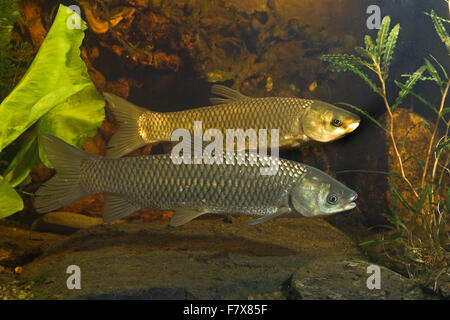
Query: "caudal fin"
103 92 148 158
34 134 98 213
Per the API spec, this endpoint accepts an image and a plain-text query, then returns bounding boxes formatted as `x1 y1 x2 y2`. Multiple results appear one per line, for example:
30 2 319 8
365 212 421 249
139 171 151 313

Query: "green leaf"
403 155 424 172
0 175 23 219
424 58 443 88
432 139 450 155
321 54 380 94
430 54 448 80
321 53 364 72
419 117 433 135
388 178 415 213
414 185 430 215
382 24 400 79
355 46 376 63
400 123 420 150
376 16 391 59
37 85 105 167
3 132 38 187
395 81 439 115
336 169 401 177
364 35 375 54
359 237 401 246
0 4 99 152
392 65 427 112
347 65 380 95
336 102 388 133
429 10 450 53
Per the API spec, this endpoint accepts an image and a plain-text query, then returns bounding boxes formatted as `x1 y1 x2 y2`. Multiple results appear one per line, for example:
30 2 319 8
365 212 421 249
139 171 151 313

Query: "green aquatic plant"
0 4 105 219
0 0 32 101
322 11 449 282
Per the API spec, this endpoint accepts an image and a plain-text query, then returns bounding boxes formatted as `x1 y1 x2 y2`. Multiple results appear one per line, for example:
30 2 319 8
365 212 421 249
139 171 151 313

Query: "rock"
290 259 426 300
230 0 367 36
426 271 450 299
31 212 103 235
438 273 450 299
0 225 62 268
385 108 434 219
20 217 364 299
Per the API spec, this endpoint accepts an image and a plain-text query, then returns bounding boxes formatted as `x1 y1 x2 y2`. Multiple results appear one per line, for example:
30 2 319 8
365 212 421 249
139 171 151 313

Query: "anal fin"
103 193 141 223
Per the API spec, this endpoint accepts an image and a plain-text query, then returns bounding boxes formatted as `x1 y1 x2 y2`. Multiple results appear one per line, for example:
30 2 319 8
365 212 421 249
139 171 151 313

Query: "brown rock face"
384 108 447 220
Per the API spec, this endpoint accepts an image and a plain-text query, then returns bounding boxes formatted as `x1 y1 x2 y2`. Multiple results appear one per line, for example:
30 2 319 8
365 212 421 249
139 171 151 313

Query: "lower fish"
34 134 357 226
103 85 360 158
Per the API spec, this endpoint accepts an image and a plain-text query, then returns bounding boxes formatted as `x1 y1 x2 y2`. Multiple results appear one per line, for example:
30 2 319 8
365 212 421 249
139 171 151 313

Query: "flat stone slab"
14 216 425 299
290 259 425 300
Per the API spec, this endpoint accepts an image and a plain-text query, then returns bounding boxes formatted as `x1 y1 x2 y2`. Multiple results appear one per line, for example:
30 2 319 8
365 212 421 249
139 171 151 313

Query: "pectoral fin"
246 207 291 226
169 209 207 227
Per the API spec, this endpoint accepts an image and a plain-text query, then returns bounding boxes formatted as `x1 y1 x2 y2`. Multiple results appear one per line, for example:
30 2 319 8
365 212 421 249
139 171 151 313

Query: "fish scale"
81 153 306 217
139 97 313 146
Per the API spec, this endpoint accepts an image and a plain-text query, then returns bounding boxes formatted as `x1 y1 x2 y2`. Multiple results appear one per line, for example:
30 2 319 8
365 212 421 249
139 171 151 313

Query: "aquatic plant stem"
428 79 450 202
423 79 450 191
376 63 419 199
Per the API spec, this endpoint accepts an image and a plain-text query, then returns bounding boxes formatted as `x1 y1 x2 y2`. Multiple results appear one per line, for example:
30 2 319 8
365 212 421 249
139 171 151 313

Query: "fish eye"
331 119 342 127
327 193 339 205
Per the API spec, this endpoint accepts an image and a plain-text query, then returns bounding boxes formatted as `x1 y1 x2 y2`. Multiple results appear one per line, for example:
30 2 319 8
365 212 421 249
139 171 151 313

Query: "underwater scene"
0 0 449 302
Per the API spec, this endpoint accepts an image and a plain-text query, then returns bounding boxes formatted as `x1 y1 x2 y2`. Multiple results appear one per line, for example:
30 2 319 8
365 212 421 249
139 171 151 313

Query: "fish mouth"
343 194 358 210
347 120 360 132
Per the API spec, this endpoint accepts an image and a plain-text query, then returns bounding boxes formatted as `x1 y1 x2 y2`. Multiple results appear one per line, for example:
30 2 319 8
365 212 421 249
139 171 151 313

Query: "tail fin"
34 134 99 213
103 92 148 158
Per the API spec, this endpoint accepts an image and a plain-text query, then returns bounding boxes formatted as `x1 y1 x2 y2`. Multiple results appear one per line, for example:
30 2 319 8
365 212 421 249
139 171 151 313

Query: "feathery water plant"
322 12 449 284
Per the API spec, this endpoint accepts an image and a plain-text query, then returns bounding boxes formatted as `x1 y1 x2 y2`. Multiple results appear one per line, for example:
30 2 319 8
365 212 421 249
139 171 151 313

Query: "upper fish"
34 134 358 226
103 85 360 158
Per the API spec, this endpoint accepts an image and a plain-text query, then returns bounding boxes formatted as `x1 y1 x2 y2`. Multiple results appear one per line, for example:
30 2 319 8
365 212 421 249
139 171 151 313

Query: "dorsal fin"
210 85 250 105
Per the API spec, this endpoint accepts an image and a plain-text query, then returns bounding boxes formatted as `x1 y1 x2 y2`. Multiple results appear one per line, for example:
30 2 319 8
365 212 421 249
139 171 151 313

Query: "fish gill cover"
0 4 105 219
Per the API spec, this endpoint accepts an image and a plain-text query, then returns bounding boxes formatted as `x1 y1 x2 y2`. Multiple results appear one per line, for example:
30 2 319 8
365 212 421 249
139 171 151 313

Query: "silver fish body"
35 134 358 226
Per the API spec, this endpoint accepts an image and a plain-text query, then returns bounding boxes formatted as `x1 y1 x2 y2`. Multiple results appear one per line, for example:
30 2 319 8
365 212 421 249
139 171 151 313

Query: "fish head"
290 166 357 218
301 101 360 142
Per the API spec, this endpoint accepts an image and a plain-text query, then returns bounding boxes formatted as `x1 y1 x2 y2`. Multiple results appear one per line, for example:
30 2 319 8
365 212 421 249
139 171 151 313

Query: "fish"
102 85 360 158
34 134 358 226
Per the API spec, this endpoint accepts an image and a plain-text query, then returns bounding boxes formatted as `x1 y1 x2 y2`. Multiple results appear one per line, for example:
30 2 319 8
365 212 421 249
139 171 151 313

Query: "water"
0 0 448 300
